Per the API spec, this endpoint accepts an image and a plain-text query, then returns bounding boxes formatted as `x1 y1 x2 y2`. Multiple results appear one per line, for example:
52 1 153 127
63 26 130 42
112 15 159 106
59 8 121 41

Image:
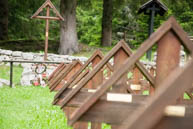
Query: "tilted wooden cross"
31 0 64 60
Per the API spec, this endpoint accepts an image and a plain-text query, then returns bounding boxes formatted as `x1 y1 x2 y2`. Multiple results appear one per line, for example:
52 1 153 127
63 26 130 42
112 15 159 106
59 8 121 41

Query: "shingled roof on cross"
138 0 168 16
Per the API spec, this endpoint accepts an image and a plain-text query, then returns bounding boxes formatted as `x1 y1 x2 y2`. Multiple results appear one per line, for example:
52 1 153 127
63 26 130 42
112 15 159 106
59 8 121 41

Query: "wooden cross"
31 0 64 60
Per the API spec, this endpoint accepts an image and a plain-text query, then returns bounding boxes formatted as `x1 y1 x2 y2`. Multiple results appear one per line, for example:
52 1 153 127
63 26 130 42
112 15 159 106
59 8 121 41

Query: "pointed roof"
48 63 65 81
67 16 193 126
50 60 83 91
59 40 155 110
31 0 64 21
53 50 113 104
138 0 168 16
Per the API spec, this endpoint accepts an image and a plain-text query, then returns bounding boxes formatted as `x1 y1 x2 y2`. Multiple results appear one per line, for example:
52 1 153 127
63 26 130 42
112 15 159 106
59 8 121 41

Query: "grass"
0 86 111 129
0 65 23 86
0 65 111 129
0 86 69 129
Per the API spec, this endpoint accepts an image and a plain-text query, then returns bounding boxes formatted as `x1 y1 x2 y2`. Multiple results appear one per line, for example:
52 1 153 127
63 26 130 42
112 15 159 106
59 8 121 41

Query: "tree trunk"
59 0 79 55
0 0 8 40
101 0 113 46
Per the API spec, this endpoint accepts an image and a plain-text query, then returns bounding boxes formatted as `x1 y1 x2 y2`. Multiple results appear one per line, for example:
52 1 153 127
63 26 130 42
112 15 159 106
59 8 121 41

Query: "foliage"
8 0 60 40
5 0 193 48
76 1 103 46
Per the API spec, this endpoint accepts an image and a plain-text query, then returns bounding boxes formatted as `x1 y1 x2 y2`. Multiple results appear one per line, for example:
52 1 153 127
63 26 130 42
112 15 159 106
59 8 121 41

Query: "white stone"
22 53 34 60
0 78 10 86
0 55 10 61
12 51 22 57
20 69 35 86
34 56 44 61
78 57 88 62
21 63 32 68
3 50 13 56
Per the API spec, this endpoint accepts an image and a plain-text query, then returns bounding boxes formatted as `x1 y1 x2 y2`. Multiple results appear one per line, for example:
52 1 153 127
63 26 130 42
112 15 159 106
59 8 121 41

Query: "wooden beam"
34 16 61 20
50 61 82 91
67 17 193 126
49 64 71 88
60 40 155 109
48 63 65 81
54 50 113 101
119 60 193 129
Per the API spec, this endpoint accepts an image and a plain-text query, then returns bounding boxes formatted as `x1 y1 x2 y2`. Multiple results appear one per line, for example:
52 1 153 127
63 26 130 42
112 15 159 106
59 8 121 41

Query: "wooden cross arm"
32 16 62 21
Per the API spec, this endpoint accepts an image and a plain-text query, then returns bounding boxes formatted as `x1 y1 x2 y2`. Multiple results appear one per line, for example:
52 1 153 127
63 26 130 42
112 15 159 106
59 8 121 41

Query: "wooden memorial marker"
49 60 83 91
58 40 155 110
48 63 70 87
54 40 156 129
62 17 193 128
48 63 65 82
53 50 113 129
53 50 113 104
31 0 64 60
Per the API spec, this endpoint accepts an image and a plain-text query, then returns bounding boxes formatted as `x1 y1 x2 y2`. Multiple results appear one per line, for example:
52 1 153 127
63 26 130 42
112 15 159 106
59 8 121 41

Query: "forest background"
0 0 193 54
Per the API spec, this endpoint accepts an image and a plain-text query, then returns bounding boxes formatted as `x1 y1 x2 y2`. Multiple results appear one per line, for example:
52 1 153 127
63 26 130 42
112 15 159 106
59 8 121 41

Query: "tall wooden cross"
31 0 64 60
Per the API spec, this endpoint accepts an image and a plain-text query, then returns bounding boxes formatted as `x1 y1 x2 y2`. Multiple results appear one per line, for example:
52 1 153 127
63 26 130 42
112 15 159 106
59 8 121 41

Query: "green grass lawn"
0 65 23 86
0 65 110 129
0 86 111 129
0 86 70 129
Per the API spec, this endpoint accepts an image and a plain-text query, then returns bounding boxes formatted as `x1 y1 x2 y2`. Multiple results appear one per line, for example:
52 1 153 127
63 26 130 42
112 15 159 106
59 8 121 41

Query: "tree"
0 0 8 40
58 0 79 55
101 0 113 46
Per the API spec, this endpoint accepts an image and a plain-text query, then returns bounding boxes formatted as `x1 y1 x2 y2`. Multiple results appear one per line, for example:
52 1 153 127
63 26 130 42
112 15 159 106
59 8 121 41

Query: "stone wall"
0 49 88 63
0 48 186 87
0 49 88 86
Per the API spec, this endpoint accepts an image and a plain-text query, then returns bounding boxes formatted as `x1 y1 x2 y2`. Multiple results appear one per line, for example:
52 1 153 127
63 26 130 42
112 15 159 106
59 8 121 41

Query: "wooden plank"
50 61 82 91
90 54 103 129
54 50 105 100
156 31 181 86
54 88 147 106
48 64 66 84
112 48 128 93
119 60 193 129
153 116 193 129
121 41 155 87
49 61 78 90
49 64 71 88
111 48 129 129
52 71 90 105
149 67 155 94
49 63 72 89
54 50 113 102
67 17 193 126
60 40 155 109
78 101 193 125
64 107 88 129
48 63 64 81
34 16 61 20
